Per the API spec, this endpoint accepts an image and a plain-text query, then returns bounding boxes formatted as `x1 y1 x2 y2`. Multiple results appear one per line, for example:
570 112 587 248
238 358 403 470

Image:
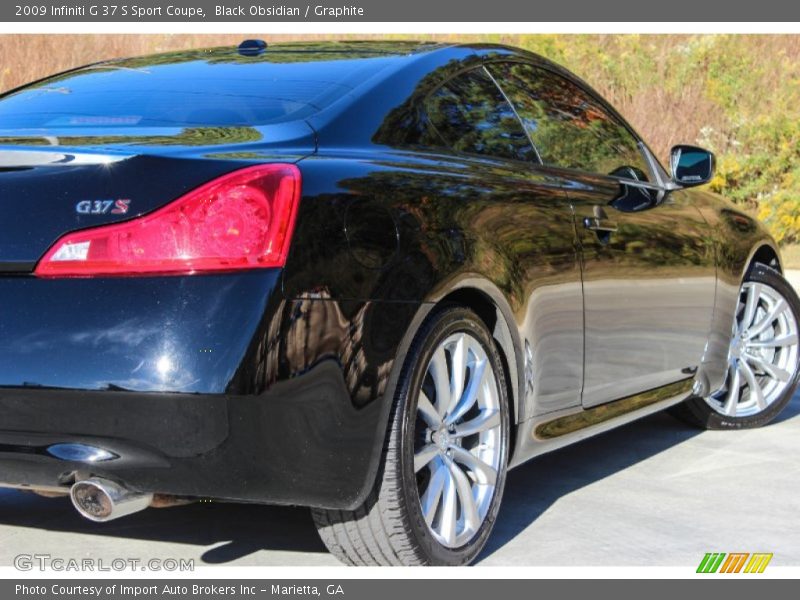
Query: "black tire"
670 263 800 430
312 306 510 566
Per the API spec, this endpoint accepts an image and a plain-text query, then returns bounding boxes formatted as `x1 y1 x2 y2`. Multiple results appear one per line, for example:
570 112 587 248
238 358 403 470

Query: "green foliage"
504 34 800 247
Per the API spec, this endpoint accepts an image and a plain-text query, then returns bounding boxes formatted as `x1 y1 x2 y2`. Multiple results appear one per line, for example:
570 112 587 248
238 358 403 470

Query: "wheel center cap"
730 338 746 359
431 429 450 452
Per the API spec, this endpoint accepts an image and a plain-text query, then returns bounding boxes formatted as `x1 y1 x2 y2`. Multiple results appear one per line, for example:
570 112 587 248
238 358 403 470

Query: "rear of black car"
0 44 414 512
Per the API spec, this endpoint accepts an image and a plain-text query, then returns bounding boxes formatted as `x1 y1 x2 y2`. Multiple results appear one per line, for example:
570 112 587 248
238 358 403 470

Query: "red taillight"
35 163 301 277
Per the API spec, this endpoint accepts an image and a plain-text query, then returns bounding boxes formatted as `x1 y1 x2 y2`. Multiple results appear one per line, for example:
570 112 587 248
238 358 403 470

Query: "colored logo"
76 199 131 215
697 552 773 573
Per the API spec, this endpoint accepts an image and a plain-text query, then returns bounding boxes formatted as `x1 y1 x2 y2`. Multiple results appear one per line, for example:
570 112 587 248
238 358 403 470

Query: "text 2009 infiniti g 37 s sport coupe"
0 40 797 566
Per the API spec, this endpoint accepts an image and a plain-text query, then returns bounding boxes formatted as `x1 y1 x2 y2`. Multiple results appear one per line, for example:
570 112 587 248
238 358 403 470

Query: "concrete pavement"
784 269 800 293
2 398 798 567
1 273 799 567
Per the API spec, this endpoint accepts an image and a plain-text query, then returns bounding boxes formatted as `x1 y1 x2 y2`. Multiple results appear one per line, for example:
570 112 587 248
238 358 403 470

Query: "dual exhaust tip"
70 477 153 522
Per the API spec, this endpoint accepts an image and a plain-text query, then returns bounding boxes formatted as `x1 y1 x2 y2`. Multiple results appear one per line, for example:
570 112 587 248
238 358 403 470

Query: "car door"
488 60 717 407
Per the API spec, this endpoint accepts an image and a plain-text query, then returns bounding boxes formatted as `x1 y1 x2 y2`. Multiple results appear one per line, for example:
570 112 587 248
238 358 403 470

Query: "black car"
0 41 797 566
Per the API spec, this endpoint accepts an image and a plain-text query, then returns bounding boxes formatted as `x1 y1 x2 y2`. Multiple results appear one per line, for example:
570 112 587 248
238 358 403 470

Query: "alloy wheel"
412 332 504 548
706 281 800 417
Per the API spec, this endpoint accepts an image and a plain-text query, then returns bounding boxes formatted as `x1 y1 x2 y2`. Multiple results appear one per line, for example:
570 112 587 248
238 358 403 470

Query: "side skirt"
509 378 694 468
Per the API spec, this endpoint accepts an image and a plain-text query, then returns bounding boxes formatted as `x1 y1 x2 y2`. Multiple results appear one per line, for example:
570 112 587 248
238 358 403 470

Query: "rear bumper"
0 360 381 508
0 272 409 509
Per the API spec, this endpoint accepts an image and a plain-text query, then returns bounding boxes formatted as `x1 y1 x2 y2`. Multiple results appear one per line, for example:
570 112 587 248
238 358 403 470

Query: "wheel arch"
433 286 523 430
747 242 783 276
701 236 785 402
369 277 524 502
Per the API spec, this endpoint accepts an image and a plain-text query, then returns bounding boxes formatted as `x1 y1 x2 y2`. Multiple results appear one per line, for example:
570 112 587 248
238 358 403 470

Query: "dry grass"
780 244 800 270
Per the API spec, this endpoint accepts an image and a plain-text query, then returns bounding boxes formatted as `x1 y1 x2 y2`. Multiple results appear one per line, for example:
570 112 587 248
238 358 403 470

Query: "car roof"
0 41 588 156
84 40 564 69
95 40 454 67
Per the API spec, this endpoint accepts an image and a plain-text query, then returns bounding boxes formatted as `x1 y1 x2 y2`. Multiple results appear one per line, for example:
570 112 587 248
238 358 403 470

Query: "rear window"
0 55 397 129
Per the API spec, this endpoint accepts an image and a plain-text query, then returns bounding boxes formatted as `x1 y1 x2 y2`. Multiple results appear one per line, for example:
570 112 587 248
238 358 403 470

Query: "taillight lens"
35 163 301 277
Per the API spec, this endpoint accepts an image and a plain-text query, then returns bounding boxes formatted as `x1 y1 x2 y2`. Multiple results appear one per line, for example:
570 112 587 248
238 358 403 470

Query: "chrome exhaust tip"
70 478 153 522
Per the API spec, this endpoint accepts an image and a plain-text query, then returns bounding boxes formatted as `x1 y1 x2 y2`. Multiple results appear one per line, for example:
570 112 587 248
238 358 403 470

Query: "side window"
423 67 535 163
488 62 652 181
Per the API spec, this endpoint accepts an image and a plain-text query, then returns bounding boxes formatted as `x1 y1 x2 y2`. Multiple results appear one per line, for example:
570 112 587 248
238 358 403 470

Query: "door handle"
583 217 618 233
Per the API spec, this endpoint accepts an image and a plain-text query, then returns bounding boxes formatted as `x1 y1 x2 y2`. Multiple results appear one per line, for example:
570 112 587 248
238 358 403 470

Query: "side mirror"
670 145 715 187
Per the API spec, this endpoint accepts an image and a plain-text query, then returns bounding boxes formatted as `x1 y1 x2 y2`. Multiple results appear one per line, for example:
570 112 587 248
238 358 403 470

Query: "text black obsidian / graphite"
214 5 365 17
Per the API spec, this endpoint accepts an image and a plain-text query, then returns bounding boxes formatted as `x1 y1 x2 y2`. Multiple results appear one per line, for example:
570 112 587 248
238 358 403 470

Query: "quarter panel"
0 271 280 393
285 151 584 419
690 191 781 393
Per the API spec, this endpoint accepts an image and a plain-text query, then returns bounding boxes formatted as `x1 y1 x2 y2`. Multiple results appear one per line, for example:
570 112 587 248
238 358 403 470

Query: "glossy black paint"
0 42 781 509
0 269 420 506
567 174 716 407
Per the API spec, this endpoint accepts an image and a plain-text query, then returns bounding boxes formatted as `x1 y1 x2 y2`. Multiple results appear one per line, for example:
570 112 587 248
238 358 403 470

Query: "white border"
3 566 800 579
0 19 797 580
0 22 799 34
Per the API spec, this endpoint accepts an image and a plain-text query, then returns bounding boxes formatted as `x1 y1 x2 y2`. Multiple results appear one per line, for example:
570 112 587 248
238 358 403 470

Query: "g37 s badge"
76 199 131 215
